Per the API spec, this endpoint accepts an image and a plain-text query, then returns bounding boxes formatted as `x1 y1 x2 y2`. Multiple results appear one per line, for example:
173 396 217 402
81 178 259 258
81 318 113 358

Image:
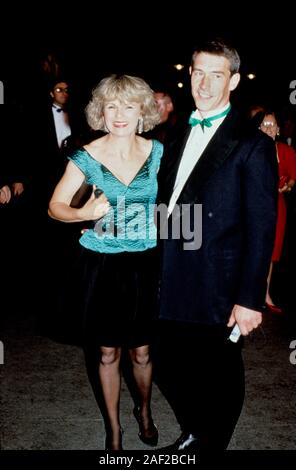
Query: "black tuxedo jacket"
157 108 278 325
37 104 88 170
22 101 90 201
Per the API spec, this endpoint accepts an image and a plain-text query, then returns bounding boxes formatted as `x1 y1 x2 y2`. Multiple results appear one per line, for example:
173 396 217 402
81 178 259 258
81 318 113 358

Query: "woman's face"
260 113 279 140
103 99 142 135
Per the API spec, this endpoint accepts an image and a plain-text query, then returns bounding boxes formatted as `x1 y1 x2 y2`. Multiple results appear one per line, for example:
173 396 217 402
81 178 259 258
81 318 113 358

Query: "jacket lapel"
158 126 191 205
179 108 241 204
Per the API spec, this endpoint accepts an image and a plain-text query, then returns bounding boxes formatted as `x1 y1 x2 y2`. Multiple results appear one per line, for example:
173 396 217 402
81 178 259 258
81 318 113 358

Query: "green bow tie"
189 105 231 130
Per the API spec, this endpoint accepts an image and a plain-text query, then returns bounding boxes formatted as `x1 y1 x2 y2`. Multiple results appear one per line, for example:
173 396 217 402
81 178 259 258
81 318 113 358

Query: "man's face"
190 52 240 112
51 82 69 107
154 92 173 123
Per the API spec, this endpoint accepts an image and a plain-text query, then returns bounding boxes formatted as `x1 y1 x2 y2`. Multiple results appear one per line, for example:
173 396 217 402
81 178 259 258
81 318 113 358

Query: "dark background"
1 4 295 116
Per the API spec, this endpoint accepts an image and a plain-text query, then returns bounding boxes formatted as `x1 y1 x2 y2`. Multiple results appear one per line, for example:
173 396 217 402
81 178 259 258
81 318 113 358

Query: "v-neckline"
83 140 154 188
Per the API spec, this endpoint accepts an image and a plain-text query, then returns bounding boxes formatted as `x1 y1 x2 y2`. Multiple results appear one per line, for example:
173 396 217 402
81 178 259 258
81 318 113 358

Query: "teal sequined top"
68 139 163 253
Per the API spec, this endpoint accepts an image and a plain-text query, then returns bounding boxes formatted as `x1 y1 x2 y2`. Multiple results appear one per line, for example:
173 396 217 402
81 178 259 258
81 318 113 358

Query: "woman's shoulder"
146 139 164 173
152 138 164 151
67 146 96 171
84 135 106 154
68 147 88 163
151 139 164 161
138 135 162 148
139 137 163 156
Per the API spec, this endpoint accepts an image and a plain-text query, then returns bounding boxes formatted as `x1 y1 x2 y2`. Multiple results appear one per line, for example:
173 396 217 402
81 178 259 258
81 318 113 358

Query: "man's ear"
50 91 54 99
229 73 240 91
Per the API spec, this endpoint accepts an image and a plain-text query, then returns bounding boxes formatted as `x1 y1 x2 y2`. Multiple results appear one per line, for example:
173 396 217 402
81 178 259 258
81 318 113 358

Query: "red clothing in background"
272 142 296 261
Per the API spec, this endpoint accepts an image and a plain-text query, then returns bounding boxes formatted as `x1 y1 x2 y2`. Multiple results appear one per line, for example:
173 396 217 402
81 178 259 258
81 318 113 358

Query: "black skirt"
74 246 160 348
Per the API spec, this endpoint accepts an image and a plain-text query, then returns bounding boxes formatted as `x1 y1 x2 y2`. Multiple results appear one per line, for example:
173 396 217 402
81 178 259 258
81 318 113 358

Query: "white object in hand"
229 324 241 343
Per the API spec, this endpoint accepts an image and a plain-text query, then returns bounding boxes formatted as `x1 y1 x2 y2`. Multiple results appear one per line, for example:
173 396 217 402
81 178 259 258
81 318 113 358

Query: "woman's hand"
79 185 110 221
279 178 295 193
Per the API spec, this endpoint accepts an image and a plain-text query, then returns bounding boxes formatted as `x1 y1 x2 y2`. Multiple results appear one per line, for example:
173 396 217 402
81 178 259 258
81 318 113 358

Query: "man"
0 184 11 204
146 91 177 143
155 92 174 124
50 80 72 150
44 79 76 196
155 38 278 451
0 101 25 202
20 78 89 333
25 77 89 207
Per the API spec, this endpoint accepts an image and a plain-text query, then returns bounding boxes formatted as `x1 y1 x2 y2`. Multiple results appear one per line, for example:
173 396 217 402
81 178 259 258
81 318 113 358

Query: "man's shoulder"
230 110 272 147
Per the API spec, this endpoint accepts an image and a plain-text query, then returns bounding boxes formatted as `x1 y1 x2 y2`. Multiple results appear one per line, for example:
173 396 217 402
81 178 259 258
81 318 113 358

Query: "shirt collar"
192 102 231 120
52 104 63 112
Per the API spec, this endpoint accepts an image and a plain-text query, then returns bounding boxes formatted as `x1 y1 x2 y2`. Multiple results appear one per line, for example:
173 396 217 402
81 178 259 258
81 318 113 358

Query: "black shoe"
161 432 200 452
133 406 159 446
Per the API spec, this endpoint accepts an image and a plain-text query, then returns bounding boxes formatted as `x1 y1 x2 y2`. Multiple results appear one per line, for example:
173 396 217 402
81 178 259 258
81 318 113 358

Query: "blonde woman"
49 75 163 450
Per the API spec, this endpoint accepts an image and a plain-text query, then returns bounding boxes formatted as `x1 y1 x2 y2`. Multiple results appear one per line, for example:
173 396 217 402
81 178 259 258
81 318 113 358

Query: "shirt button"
208 212 213 218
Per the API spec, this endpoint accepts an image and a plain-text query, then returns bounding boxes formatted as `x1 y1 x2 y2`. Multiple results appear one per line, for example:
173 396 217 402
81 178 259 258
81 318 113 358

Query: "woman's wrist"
287 180 295 191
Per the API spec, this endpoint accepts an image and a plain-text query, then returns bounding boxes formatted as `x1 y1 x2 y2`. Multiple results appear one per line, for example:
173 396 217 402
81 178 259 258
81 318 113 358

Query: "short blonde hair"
86 74 161 132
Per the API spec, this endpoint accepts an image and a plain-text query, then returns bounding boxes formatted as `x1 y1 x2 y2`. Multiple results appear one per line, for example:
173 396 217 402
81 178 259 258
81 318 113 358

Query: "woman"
48 74 163 450
259 111 296 312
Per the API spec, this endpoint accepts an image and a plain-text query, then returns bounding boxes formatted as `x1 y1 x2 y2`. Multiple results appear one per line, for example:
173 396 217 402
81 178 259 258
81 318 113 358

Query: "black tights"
84 343 154 450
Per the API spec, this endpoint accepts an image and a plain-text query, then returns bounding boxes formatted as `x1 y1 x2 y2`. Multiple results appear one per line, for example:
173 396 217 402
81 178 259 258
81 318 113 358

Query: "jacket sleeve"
236 135 278 310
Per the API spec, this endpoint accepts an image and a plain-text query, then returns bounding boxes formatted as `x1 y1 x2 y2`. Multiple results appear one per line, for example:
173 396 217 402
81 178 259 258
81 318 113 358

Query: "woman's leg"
99 346 122 450
129 345 158 442
84 345 122 449
265 261 274 305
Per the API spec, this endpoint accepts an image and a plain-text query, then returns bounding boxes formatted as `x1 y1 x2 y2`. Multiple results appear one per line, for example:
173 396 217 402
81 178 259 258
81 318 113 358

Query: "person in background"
155 37 278 451
48 74 163 450
0 102 25 202
155 91 174 124
22 77 91 329
46 78 85 194
259 110 296 313
21 76 90 213
146 90 177 143
279 108 296 150
0 184 11 204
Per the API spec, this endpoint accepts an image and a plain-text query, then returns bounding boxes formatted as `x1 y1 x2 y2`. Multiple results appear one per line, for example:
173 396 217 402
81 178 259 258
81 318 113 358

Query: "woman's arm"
48 162 110 222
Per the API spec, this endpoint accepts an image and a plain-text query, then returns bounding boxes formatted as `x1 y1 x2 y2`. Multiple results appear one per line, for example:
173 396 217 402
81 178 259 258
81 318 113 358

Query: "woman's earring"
137 117 144 134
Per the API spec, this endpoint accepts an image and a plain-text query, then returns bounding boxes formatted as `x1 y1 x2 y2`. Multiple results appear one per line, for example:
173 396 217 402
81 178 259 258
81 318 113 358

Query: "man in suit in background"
42 78 86 201
22 77 89 212
19 77 89 330
155 38 278 451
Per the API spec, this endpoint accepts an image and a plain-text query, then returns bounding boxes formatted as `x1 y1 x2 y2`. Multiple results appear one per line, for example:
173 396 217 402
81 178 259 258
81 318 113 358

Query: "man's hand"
227 304 262 336
12 182 24 196
0 185 11 204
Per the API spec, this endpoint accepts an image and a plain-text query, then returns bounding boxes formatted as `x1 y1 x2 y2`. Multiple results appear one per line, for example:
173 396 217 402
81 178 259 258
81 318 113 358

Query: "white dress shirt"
167 103 231 216
52 105 71 148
